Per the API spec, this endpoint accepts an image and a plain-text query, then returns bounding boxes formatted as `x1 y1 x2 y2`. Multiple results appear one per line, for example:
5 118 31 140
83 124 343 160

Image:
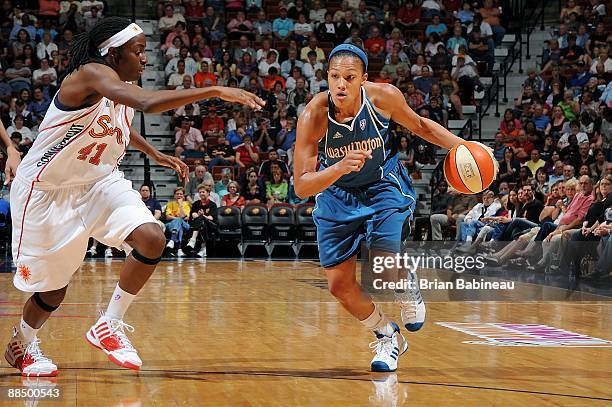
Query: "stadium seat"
266 204 296 256
240 204 268 255
217 206 242 249
295 203 317 255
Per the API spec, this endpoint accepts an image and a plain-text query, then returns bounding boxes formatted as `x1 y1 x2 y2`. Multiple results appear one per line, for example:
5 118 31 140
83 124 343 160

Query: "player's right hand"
217 88 266 110
335 150 372 175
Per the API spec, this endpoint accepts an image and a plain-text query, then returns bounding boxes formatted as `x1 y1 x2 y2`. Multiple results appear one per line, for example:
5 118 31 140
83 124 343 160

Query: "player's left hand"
217 88 266 110
154 153 189 183
4 147 21 186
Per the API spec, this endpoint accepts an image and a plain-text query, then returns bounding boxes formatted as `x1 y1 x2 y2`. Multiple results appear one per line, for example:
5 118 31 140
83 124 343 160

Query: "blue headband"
328 44 368 71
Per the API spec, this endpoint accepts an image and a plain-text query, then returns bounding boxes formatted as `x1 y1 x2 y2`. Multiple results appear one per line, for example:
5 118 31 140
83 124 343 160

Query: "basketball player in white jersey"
3 17 265 377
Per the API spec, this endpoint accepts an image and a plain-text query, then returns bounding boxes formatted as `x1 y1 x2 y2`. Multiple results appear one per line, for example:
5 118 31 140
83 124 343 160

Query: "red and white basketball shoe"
4 327 59 377
85 312 142 370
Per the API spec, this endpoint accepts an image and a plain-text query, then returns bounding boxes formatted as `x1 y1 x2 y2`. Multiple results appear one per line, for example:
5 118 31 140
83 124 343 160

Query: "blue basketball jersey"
320 87 397 188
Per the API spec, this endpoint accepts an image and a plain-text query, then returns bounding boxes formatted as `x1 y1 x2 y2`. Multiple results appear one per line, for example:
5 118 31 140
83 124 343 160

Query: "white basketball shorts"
10 171 158 292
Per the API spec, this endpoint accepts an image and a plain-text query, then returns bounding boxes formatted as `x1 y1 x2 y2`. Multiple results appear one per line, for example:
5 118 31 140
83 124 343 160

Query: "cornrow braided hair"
63 17 133 79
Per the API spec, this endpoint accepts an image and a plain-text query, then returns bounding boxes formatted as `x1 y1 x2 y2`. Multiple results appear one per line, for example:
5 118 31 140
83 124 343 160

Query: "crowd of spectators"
163 0 513 211
415 0 611 282
0 0 106 161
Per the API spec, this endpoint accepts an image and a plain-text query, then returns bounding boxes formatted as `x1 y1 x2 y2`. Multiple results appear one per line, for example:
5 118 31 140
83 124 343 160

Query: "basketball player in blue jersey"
294 44 466 372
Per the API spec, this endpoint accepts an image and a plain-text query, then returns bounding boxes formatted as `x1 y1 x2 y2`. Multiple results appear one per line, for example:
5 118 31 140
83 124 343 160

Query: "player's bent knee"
131 223 166 258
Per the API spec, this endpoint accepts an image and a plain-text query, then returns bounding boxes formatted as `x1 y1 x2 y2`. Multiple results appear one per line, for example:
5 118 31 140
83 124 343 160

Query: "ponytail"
62 17 132 80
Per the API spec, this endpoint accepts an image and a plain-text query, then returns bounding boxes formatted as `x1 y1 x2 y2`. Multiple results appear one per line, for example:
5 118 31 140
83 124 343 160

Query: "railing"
520 0 548 60
476 73 501 140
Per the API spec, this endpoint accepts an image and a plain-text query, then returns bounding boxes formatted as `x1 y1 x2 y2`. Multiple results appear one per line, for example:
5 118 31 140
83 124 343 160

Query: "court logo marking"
437 322 612 347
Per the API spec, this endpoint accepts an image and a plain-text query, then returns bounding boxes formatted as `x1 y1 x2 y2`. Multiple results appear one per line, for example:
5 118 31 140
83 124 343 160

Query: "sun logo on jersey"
17 264 31 282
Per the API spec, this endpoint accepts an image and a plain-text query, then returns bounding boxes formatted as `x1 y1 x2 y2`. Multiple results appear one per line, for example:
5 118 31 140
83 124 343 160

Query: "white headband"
98 23 144 56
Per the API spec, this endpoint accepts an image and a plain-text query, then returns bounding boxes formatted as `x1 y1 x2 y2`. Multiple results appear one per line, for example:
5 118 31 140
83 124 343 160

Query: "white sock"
19 318 39 342
104 284 136 320
360 304 395 337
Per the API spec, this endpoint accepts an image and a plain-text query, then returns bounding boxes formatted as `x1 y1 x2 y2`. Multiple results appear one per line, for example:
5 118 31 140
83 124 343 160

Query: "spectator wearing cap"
201 107 224 136
208 135 236 171
273 6 294 40
175 117 205 158
173 103 201 129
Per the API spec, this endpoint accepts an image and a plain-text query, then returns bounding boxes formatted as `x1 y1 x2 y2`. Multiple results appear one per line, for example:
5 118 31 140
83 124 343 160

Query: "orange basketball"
443 141 497 194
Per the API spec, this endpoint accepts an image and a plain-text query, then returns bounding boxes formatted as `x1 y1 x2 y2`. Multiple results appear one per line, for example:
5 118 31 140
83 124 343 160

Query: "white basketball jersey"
18 95 133 187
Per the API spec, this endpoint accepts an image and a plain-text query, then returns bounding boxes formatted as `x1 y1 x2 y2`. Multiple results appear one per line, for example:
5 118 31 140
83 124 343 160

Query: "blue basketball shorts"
313 164 417 268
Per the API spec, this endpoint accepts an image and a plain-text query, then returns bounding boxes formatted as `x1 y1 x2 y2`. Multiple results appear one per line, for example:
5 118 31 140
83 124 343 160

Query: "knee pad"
32 292 60 312
131 248 162 265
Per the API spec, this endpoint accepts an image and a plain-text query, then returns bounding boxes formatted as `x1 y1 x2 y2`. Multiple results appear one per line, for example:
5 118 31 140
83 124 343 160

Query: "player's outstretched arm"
0 121 21 185
294 94 371 199
129 125 189 182
83 64 265 113
375 84 464 150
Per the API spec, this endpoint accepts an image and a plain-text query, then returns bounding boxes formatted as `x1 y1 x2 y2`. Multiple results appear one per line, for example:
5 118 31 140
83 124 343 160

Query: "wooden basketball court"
0 260 611 405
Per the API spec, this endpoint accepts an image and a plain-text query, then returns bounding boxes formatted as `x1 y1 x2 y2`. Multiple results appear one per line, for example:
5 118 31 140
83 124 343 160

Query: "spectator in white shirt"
36 31 58 60
33 58 58 86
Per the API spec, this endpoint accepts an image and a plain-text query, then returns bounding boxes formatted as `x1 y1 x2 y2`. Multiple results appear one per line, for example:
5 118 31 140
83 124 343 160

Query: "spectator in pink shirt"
175 117 205 158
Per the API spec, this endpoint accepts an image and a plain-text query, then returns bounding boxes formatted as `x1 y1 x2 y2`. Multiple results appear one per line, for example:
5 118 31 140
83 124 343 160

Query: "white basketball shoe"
5 327 59 377
86 312 142 370
396 271 426 332
369 322 408 372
